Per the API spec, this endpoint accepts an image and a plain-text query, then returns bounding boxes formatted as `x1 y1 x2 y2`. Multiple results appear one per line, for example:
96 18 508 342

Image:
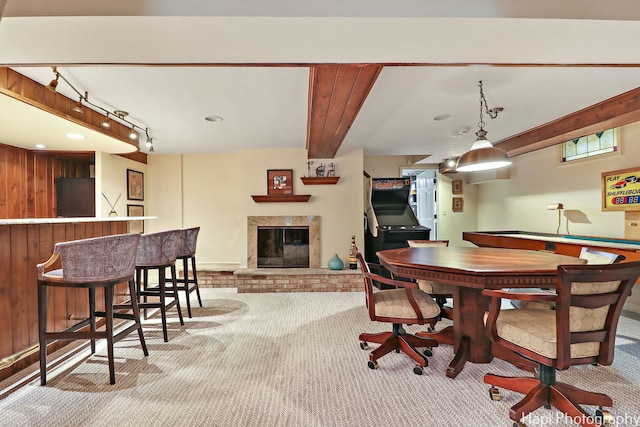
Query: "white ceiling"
2 1 640 163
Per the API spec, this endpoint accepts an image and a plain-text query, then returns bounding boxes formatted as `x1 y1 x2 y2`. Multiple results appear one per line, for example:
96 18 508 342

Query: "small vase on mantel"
328 254 344 270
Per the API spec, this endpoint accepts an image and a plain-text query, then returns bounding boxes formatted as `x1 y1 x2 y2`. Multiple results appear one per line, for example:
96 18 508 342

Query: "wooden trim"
300 176 339 185
251 195 311 203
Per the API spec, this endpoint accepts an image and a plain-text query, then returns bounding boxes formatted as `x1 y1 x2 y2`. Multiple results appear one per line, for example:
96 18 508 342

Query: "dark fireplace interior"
257 226 310 268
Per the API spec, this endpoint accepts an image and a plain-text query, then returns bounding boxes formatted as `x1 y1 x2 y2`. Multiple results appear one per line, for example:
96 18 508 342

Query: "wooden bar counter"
0 216 152 381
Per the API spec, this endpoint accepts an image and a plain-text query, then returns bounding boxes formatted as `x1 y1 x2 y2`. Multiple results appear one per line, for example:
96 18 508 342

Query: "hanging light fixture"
456 81 511 172
45 67 155 147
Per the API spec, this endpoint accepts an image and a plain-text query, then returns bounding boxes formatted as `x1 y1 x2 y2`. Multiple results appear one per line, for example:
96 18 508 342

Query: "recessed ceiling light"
452 126 471 137
205 115 223 122
35 144 46 149
433 114 452 121
65 133 85 140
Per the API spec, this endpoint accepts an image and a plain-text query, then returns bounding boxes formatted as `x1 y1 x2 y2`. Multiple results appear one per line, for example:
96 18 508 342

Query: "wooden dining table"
376 246 585 378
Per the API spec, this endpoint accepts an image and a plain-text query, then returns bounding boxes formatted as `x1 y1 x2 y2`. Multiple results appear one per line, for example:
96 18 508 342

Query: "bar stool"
174 227 203 318
134 229 184 342
37 233 147 385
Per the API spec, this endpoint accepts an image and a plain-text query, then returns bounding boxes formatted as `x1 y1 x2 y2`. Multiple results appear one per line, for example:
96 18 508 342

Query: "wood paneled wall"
0 143 91 219
0 220 130 381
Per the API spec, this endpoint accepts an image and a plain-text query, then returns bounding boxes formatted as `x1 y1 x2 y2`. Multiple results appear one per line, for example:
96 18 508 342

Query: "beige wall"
476 121 640 313
95 151 147 218
145 147 364 269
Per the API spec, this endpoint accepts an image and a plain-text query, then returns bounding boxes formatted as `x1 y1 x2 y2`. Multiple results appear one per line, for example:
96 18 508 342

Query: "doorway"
401 168 438 239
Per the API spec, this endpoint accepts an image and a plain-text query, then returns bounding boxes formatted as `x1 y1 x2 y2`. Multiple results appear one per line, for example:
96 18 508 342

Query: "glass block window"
562 128 617 162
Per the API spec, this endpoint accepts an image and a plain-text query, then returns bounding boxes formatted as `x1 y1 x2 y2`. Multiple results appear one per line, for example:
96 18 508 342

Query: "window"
562 128 617 162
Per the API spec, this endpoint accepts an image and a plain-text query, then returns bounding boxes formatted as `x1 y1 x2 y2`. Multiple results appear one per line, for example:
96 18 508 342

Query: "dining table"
376 246 585 378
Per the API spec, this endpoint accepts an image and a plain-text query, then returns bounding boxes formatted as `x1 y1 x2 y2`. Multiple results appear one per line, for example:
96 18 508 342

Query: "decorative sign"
602 167 640 211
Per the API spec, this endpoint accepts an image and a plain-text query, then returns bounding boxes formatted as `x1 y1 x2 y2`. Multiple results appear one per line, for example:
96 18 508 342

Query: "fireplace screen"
257 226 310 268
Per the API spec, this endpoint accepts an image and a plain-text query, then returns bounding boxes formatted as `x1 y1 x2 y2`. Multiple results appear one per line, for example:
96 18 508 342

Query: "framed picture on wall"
127 169 144 201
127 204 144 233
452 180 463 194
452 197 464 212
267 169 294 195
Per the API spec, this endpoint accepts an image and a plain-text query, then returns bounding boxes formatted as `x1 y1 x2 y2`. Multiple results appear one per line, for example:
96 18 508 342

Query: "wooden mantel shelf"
300 176 340 185
251 195 311 203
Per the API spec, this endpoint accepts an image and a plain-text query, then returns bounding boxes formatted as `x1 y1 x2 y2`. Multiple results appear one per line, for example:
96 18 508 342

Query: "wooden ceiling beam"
494 86 640 156
306 64 382 159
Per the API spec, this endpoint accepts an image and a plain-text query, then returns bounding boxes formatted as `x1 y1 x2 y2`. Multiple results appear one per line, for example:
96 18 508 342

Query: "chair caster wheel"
423 348 433 357
489 386 501 401
413 365 423 375
360 341 370 350
426 326 435 333
595 408 614 426
513 422 526 427
367 360 378 370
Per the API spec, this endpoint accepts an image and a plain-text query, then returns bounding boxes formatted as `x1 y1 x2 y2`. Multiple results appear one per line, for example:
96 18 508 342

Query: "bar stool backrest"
44 234 141 282
177 227 200 258
136 229 181 267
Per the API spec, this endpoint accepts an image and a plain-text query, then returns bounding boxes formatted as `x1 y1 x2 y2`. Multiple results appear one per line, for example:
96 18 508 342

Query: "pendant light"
456 81 512 172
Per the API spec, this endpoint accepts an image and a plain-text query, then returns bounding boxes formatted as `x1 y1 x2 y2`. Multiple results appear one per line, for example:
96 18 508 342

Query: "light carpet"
1 288 640 427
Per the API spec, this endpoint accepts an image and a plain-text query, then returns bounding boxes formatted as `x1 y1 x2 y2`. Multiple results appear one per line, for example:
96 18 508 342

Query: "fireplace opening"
257 226 310 268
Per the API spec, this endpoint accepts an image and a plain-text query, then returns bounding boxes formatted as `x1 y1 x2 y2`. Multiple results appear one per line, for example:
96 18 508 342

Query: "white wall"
146 147 364 269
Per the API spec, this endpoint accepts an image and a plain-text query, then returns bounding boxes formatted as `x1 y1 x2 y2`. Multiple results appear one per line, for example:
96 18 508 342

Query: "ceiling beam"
494 86 640 156
306 64 382 159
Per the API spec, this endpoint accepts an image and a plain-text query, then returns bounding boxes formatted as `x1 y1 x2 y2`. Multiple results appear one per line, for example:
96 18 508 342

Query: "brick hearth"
196 268 362 293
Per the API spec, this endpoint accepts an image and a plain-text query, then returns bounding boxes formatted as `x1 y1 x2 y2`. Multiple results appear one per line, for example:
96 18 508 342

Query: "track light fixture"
46 66 155 152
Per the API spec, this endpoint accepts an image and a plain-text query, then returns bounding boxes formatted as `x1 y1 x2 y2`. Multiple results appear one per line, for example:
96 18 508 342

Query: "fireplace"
257 226 309 268
247 216 320 268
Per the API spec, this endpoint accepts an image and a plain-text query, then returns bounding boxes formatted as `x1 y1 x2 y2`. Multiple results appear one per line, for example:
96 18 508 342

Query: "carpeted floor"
1 288 639 427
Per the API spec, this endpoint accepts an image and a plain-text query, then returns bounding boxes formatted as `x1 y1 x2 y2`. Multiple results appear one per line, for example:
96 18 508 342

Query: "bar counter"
0 216 155 381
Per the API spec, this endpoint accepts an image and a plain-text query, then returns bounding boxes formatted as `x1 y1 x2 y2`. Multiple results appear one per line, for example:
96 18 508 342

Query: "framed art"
452 197 464 212
452 179 463 194
267 169 294 195
127 204 144 233
127 169 144 201
601 166 640 211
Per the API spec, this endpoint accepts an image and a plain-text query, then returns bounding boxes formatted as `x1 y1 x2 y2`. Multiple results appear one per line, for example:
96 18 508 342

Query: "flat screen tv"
56 177 95 217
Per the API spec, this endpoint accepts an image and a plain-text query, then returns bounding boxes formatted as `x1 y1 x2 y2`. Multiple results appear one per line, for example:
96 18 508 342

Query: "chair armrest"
37 251 60 278
482 289 557 302
365 272 418 289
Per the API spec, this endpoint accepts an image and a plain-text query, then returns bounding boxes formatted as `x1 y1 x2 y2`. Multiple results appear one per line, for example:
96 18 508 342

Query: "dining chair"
134 229 184 342
356 252 440 375
172 227 203 318
483 261 640 427
513 247 625 310
37 233 148 385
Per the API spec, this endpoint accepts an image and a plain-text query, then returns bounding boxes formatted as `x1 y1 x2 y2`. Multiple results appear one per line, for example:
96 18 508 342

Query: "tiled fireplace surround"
196 216 362 293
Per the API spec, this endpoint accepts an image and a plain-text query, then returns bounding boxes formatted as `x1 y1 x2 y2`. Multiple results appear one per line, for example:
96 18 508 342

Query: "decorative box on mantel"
300 177 340 185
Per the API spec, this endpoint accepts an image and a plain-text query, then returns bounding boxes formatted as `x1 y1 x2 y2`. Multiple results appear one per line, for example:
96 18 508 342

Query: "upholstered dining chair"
483 261 640 427
172 227 203 318
356 252 440 375
514 247 625 310
37 233 148 385
134 229 184 342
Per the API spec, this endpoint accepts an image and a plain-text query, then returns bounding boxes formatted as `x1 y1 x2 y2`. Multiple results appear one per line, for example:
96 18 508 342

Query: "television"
56 177 95 217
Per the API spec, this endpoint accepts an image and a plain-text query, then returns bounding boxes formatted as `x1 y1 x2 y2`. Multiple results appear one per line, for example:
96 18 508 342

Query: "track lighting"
101 114 111 128
72 97 83 113
46 66 154 150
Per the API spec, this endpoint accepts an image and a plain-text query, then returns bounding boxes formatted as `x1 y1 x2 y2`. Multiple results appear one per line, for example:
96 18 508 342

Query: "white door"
416 170 437 239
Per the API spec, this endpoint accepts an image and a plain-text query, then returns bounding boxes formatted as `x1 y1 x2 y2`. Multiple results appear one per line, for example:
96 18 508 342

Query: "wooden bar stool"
37 233 148 385
174 227 203 318
134 229 184 342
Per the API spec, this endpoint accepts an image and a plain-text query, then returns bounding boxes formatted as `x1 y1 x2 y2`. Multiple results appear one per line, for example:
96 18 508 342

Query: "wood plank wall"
0 143 91 218
0 221 130 381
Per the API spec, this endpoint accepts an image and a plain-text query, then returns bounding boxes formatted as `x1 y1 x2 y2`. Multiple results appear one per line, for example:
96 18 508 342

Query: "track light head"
48 67 60 91
101 114 111 128
129 127 138 140
72 98 83 113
